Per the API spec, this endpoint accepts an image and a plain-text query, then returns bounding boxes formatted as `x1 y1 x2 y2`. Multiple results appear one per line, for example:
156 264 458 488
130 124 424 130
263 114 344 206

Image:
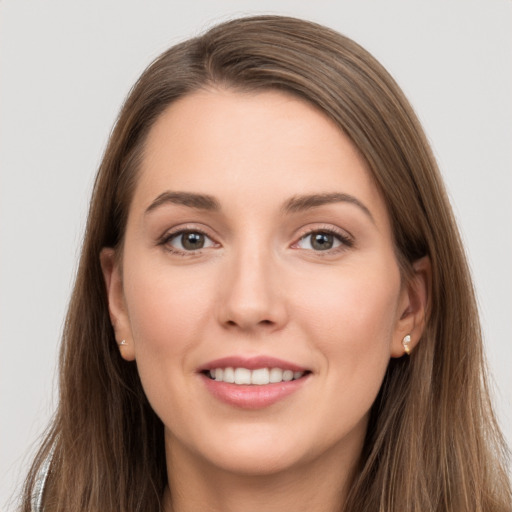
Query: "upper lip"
198 356 309 373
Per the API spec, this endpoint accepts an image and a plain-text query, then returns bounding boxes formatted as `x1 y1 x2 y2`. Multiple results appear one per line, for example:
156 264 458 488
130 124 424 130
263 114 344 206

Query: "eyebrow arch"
145 191 220 214
282 193 374 222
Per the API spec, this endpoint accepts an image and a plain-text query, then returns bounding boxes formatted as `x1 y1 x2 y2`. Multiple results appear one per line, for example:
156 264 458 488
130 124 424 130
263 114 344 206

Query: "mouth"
198 356 311 409
203 367 309 385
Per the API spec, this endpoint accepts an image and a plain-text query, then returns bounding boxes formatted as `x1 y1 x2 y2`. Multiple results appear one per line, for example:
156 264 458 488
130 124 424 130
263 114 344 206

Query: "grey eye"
297 231 342 251
311 232 335 250
168 231 215 251
181 232 205 250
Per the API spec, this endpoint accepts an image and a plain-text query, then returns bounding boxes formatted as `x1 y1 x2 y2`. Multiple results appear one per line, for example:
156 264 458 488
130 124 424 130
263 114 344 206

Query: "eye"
295 230 350 252
165 230 216 252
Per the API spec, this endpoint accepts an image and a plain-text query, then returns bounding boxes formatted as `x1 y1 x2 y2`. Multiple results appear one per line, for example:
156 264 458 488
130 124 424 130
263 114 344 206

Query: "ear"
391 255 431 358
100 248 135 361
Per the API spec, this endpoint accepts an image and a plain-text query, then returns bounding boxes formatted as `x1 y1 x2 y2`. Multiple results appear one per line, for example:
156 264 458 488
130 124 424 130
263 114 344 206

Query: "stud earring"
402 334 411 355
117 339 127 346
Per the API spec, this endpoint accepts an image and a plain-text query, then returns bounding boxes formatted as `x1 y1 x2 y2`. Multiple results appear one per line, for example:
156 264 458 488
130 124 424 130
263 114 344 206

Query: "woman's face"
103 89 423 477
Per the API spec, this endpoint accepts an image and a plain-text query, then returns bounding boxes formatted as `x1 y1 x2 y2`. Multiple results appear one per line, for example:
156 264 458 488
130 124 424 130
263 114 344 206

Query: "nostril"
224 319 273 327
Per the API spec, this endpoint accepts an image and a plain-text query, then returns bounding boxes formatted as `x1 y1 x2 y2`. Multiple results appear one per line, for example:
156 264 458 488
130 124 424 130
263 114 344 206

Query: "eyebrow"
145 190 374 223
145 191 220 214
282 193 374 222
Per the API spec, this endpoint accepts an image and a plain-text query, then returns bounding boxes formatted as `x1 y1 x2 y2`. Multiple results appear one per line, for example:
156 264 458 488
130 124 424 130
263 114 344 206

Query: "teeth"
234 368 251 384
208 367 305 385
251 368 269 385
269 368 283 383
223 367 235 383
283 370 293 381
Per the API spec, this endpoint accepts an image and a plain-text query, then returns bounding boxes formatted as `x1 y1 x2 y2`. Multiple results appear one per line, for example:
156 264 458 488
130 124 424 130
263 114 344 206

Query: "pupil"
182 232 204 250
312 232 333 250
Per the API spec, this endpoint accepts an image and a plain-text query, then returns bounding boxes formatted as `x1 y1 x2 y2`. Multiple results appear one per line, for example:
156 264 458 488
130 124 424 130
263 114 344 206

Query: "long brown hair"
21 15 511 512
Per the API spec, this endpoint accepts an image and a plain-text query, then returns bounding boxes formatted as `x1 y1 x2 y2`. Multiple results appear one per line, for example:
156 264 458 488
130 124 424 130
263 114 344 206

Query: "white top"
31 451 52 512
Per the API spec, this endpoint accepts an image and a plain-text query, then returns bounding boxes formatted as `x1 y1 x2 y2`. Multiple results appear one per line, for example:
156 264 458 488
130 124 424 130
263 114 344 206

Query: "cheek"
122 256 217 369
294 258 401 380
291 261 401 445
120 256 221 429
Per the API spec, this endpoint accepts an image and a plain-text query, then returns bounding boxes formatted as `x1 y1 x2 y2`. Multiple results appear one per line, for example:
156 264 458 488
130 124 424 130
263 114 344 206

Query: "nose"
217 245 288 333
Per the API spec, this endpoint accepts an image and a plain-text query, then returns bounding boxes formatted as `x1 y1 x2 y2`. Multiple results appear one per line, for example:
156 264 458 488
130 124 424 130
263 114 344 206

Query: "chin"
171 425 312 477
203 447 305 477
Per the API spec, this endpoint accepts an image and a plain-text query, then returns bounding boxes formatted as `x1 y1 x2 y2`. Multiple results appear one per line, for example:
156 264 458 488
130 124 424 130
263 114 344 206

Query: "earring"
117 339 127 346
402 334 411 355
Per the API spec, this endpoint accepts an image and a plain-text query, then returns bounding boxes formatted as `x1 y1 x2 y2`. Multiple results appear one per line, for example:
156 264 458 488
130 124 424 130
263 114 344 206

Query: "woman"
20 15 511 512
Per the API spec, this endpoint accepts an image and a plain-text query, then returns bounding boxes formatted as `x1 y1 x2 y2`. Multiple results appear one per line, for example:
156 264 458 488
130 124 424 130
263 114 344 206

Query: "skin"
101 89 429 512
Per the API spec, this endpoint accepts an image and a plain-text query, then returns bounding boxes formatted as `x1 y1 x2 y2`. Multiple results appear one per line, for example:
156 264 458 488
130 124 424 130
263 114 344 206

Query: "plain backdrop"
1 0 511 509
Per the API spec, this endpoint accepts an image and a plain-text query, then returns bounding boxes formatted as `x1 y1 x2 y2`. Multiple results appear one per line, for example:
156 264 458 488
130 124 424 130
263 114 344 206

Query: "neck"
162 434 363 512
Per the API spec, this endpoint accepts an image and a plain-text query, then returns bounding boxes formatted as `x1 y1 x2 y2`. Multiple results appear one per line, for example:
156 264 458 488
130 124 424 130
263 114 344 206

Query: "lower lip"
201 374 309 409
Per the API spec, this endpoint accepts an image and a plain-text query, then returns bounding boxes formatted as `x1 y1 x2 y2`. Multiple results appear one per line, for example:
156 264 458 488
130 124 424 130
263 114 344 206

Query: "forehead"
133 88 388 225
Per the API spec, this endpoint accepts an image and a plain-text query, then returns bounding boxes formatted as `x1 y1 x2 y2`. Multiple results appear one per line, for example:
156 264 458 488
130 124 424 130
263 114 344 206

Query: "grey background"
1 1 511 509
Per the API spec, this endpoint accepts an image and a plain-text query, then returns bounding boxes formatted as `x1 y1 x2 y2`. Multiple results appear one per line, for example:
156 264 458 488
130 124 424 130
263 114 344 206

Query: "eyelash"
159 227 216 256
293 226 354 255
158 225 354 256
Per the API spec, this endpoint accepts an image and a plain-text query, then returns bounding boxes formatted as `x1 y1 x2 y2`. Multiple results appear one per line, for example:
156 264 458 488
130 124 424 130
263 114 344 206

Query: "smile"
207 367 306 385
199 356 311 409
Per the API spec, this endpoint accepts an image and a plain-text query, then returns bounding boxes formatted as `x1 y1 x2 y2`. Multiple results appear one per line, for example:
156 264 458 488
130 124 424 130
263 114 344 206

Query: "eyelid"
158 224 220 255
291 224 354 251
156 222 353 256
